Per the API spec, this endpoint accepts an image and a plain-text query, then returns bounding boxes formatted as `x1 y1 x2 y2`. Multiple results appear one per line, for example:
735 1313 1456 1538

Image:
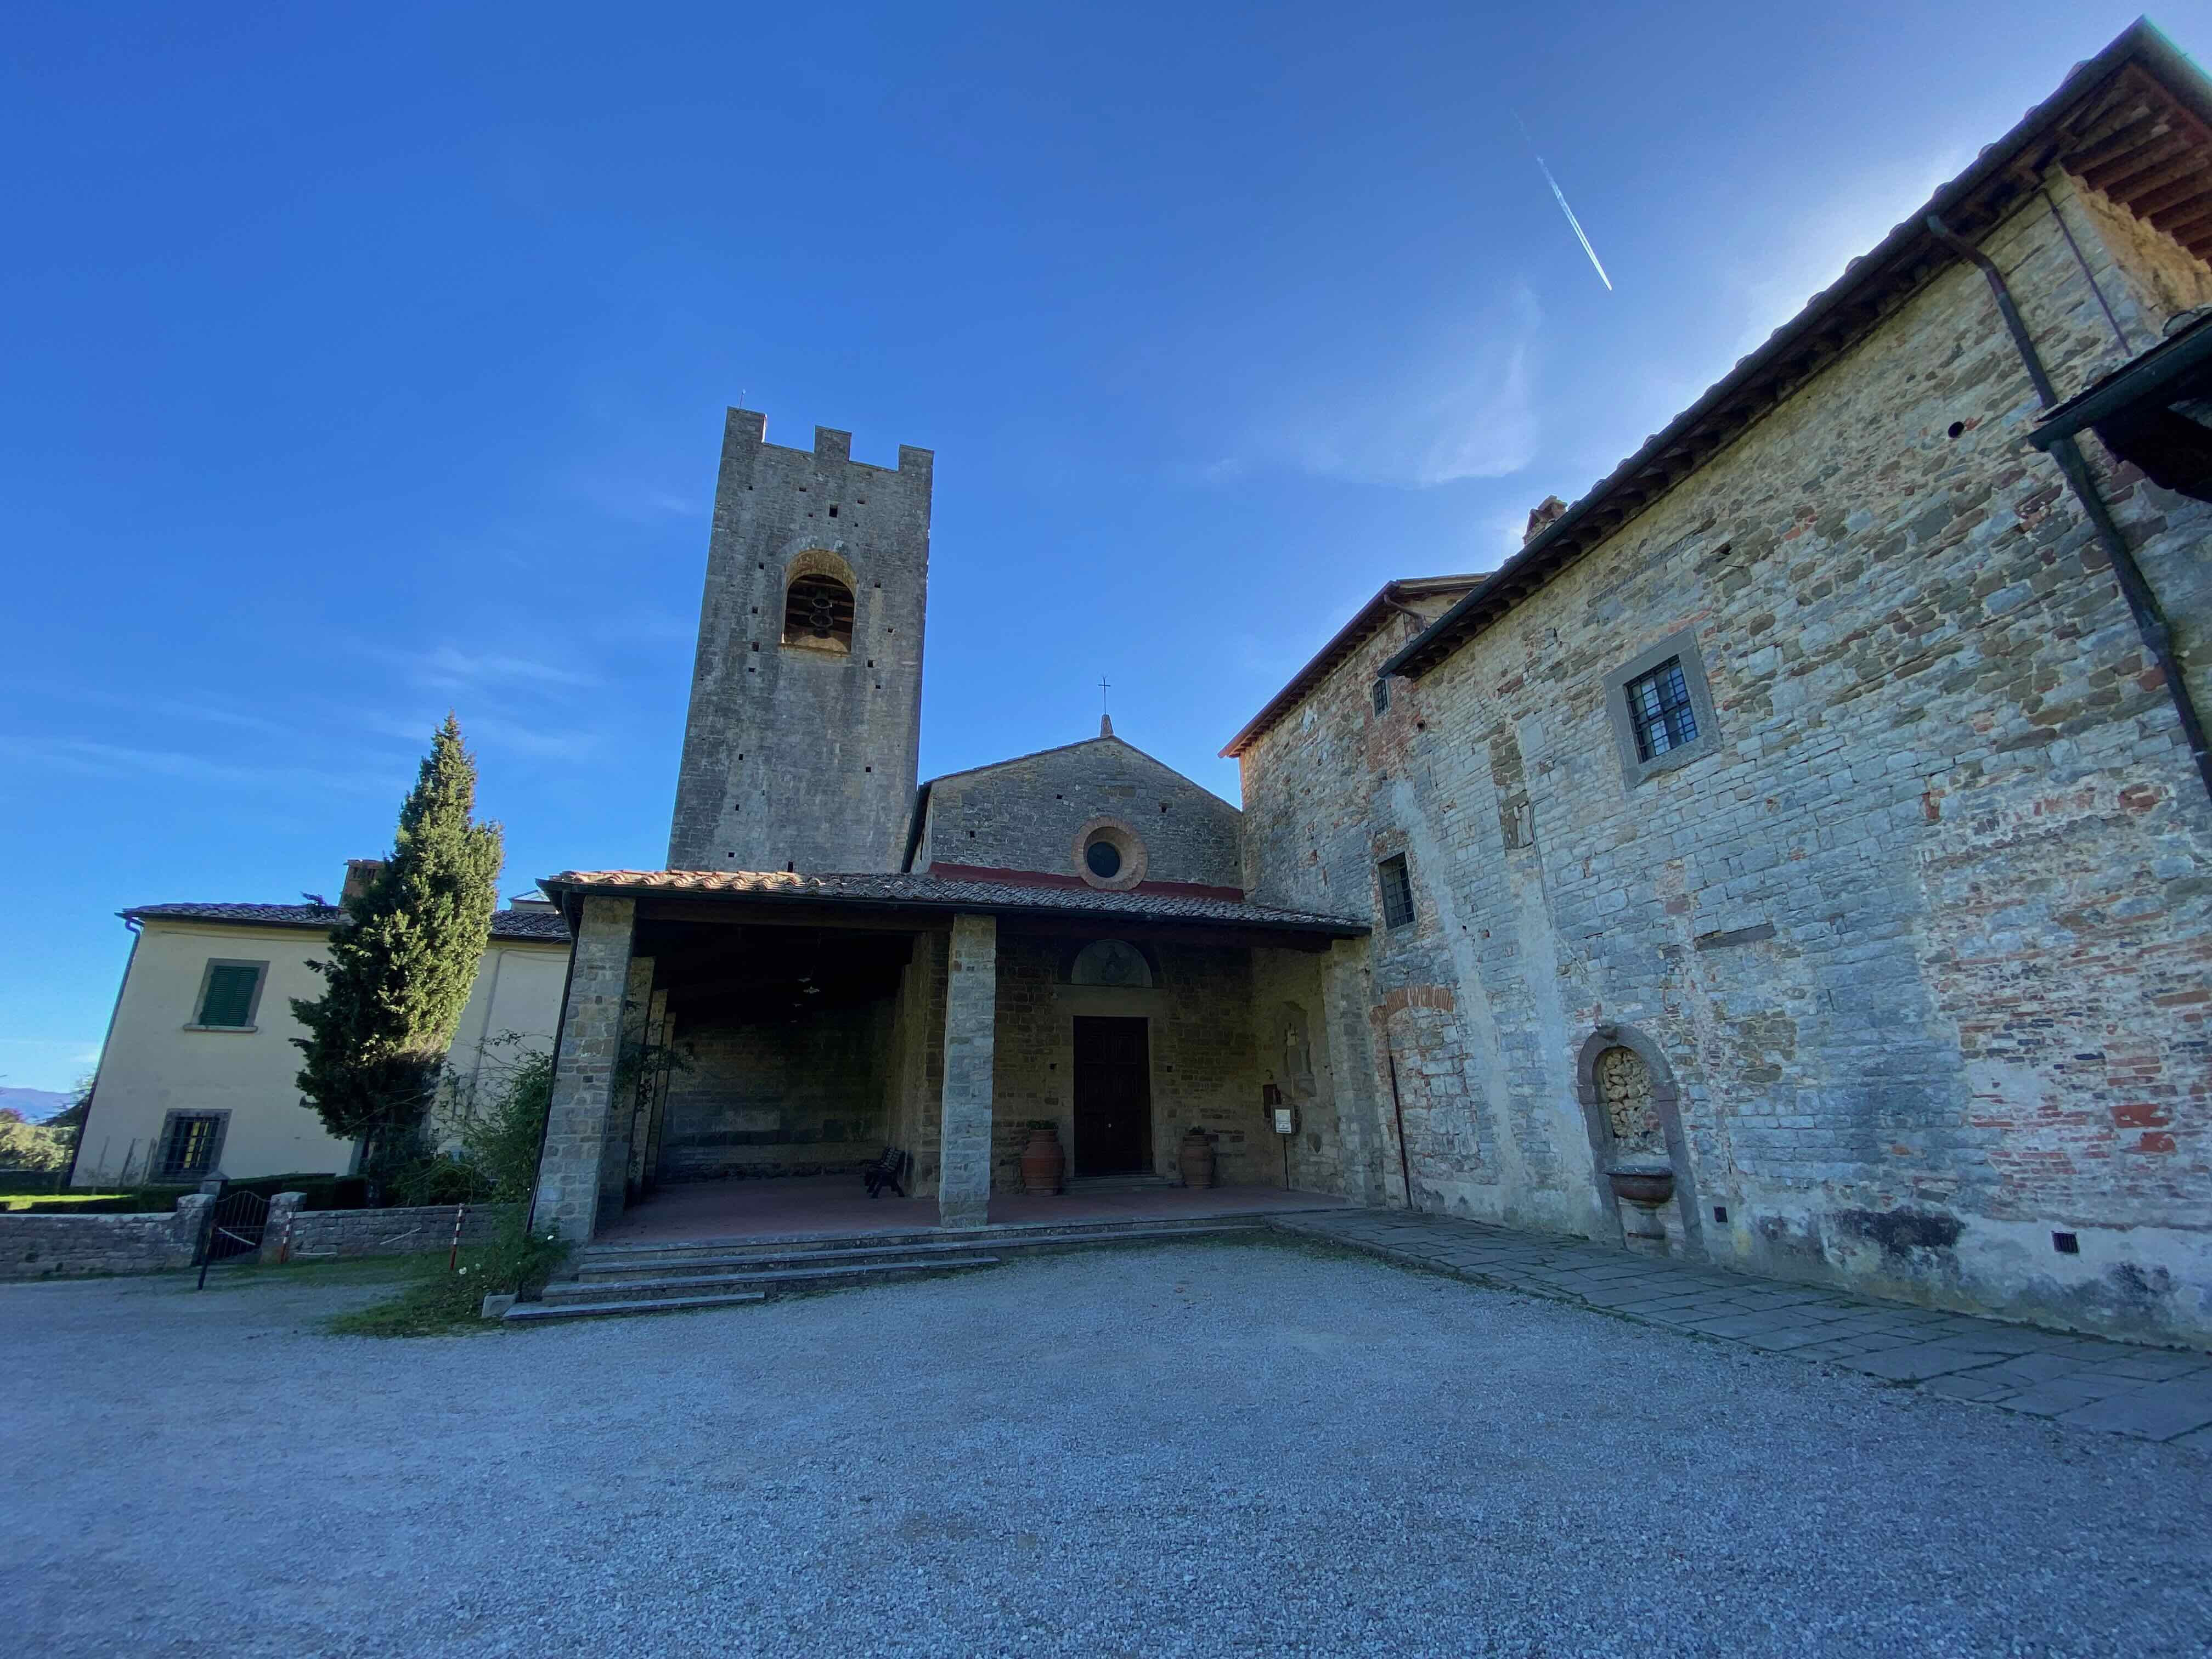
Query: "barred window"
157 1110 228 1178
1372 678 1391 716
1624 657 1698 761
1378 854 1415 930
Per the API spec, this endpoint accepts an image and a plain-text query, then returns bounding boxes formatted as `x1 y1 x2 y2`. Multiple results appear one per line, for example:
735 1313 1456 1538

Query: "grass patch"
328 1217 567 1338
3 1192 132 1211
191 1255 415 1290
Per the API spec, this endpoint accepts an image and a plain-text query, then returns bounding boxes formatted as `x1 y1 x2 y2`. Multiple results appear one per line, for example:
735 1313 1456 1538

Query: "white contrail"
1516 117 1613 291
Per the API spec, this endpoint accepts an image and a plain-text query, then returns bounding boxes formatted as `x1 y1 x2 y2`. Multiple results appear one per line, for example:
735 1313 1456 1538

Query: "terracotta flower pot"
1020 1125 1065 1195
1180 1128 1215 1189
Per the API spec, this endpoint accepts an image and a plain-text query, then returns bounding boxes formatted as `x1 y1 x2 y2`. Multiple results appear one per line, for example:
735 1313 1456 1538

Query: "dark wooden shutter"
198 965 259 1027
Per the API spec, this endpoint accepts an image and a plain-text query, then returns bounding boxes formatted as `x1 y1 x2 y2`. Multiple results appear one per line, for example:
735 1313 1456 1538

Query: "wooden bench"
862 1147 911 1199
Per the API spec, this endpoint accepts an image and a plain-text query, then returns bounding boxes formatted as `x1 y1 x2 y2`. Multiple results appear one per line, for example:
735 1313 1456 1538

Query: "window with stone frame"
1623 656 1699 761
1378 854 1416 930
156 1110 229 1178
1602 628 1718 788
191 960 266 1029
781 573 855 653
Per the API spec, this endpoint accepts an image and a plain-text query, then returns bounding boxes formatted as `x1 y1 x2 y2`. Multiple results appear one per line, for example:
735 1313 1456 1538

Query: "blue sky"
2 2 2191 1091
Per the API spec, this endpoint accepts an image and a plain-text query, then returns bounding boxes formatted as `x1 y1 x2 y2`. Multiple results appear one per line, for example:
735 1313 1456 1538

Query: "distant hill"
0 1087 75 1124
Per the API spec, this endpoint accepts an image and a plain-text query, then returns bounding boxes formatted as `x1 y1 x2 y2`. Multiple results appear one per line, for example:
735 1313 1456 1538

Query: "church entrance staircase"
504 1214 1269 1324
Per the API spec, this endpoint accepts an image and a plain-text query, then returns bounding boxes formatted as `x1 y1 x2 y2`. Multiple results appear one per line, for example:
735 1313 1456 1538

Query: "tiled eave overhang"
2029 308 2212 446
120 902 571 942
1218 574 1487 759
540 869 1369 943
1379 21 2212 683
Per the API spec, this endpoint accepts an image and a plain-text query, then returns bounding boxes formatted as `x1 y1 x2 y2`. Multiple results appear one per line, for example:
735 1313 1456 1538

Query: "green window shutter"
197 964 260 1028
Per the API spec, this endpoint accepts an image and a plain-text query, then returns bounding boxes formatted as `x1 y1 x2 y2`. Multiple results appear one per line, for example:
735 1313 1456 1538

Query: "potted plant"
1019 1120 1065 1194
1179 1125 1215 1189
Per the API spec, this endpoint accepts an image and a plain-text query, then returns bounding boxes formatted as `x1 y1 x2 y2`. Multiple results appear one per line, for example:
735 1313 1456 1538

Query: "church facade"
528 413 1376 1240
529 22 2212 1349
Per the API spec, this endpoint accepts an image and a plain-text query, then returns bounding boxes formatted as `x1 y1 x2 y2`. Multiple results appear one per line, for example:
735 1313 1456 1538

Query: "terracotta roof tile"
542 868 1368 935
122 902 570 941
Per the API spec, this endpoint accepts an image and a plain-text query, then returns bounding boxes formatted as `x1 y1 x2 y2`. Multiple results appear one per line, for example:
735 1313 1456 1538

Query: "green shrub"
389 1154 494 1207
454 1046 554 1204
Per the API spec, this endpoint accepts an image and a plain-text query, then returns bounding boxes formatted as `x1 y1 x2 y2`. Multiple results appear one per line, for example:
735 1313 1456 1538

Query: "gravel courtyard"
4 1238 2207 1658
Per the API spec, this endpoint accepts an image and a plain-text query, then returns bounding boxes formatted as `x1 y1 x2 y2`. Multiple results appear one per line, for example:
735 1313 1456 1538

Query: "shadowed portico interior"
528 870 1374 1246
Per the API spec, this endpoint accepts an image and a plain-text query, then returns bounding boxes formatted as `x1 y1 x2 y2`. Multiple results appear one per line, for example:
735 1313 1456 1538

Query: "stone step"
504 1290 769 1324
575 1222 1262 1282
1064 1174 1184 1193
543 1256 1005 1304
578 1212 1265 1268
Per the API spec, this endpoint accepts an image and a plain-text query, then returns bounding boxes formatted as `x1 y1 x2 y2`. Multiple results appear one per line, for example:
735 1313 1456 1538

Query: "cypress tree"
292 714 504 1163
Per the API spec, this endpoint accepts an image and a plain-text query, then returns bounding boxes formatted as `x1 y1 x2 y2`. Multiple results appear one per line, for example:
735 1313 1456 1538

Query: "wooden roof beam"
2067 108 2165 173
2089 131 2196 195
2133 163 2212 216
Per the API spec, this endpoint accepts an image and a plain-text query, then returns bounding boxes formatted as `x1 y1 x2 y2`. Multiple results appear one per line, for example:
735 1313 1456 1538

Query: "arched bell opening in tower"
782 572 855 653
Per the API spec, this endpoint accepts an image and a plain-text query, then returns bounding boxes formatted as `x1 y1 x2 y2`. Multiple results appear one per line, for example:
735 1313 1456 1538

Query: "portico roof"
540 868 1369 940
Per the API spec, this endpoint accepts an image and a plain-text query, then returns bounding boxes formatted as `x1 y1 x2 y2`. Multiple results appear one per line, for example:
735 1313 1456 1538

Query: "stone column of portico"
633 990 672 1193
598 953 656 1218
531 895 636 1243
938 913 998 1229
1321 935 1390 1207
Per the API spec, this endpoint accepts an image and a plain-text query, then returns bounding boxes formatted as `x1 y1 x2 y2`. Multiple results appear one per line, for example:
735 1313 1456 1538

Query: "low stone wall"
260 1198 520 1263
1 1194 212 1280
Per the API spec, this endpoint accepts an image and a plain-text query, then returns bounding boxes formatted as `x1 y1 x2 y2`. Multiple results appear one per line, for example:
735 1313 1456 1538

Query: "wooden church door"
1072 1017 1152 1175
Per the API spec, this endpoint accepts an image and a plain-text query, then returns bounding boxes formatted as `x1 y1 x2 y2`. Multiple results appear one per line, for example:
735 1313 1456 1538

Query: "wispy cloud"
1 680 290 737
393 645 602 694
590 606 696 647
0 735 398 796
360 709 605 763
454 714 605 761
571 475 704 525
1250 284 1543 488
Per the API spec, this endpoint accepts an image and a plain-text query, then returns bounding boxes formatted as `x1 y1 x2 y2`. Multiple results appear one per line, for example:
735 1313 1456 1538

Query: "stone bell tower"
667 409 933 873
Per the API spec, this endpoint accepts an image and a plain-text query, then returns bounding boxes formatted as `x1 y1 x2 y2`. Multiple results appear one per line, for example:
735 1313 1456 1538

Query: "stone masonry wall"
1 1195 211 1280
668 411 934 874
657 1001 891 1181
260 1200 520 1262
939 914 997 1227
921 737 1243 888
1240 180 2212 1346
1249 948 1349 1194
884 930 949 1189
987 934 1276 1189
533 896 632 1243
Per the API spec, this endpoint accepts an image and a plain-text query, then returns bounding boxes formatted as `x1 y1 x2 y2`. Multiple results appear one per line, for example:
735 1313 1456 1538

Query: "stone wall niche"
1574 1024 1703 1258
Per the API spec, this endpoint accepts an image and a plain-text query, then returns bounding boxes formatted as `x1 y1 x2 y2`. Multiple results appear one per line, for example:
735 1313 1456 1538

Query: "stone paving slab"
1275 1208 2212 1444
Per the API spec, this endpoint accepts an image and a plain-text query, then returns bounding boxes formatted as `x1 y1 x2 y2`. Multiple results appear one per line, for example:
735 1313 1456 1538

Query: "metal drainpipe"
1926 215 2212 806
1383 1046 1415 1210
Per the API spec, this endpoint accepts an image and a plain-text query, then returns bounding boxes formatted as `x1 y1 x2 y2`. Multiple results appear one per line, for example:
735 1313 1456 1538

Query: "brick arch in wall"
1573 1022 1706 1254
783 546 858 590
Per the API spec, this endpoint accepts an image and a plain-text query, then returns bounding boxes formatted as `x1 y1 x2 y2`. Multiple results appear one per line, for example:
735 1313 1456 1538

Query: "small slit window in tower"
1372 678 1391 715
1378 854 1415 930
1625 657 1698 761
782 574 855 653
